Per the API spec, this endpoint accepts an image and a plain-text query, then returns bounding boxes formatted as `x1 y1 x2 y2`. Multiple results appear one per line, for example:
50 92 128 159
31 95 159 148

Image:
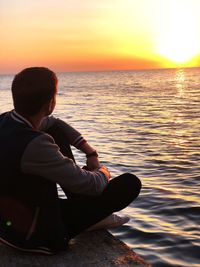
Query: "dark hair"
11 67 57 116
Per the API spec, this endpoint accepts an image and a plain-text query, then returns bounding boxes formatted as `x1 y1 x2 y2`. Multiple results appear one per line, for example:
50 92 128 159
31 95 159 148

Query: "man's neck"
14 110 44 130
25 115 43 130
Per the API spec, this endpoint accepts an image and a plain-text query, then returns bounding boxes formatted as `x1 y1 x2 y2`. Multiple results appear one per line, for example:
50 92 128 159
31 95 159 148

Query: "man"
0 67 141 254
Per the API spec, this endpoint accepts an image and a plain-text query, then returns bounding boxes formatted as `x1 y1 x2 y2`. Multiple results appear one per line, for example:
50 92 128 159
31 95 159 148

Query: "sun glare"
156 1 200 64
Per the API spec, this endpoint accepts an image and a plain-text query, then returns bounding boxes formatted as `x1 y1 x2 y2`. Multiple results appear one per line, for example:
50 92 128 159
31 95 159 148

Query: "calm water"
0 68 200 267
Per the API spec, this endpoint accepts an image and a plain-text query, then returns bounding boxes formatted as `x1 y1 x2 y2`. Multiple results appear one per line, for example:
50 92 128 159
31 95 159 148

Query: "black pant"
46 126 142 239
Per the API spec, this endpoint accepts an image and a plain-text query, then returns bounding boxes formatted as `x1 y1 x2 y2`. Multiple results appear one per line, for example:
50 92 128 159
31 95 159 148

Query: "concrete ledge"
0 230 152 267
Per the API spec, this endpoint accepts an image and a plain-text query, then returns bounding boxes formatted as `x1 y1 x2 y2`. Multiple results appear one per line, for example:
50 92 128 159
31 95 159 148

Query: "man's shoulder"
30 132 55 145
21 132 62 169
23 132 57 157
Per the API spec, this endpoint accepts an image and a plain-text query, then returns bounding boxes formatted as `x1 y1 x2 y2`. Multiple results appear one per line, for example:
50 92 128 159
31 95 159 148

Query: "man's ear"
44 96 56 116
49 97 56 112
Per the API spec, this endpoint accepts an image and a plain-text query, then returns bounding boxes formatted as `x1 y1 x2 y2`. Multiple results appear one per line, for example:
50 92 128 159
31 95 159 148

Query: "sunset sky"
1 0 200 74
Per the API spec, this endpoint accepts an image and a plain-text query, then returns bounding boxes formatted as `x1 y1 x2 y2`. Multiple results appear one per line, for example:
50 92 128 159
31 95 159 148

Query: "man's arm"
40 116 101 170
40 116 86 148
21 134 110 196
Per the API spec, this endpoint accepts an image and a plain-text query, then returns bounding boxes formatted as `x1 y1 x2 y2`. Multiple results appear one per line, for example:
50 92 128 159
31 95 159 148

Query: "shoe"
87 213 130 231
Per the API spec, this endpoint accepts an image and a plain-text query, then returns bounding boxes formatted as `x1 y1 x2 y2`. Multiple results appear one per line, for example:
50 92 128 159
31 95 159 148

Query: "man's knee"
110 173 141 212
122 173 142 197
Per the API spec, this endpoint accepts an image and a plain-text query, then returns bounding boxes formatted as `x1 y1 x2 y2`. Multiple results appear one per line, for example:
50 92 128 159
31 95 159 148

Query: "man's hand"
86 156 101 171
79 142 111 179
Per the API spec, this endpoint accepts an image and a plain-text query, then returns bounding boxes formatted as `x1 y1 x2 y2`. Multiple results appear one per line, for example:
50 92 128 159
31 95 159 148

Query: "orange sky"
1 0 200 74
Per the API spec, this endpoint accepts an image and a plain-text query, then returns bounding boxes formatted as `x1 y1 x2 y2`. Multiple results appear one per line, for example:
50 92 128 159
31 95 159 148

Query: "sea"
0 68 200 267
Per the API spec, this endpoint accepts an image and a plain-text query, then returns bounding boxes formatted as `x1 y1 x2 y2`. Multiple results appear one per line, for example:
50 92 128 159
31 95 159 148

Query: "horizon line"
0 65 200 76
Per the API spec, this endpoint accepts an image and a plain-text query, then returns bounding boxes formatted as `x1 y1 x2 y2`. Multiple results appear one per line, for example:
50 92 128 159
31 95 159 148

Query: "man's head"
11 67 58 117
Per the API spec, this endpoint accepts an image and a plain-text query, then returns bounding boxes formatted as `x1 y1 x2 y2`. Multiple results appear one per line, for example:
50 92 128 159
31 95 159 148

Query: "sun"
156 1 200 64
158 30 199 64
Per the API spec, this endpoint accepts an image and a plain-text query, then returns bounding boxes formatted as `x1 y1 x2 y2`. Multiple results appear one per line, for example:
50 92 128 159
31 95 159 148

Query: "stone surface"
0 230 152 267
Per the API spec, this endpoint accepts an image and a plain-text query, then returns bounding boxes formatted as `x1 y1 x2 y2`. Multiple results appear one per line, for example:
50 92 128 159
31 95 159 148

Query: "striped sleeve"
72 135 86 148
